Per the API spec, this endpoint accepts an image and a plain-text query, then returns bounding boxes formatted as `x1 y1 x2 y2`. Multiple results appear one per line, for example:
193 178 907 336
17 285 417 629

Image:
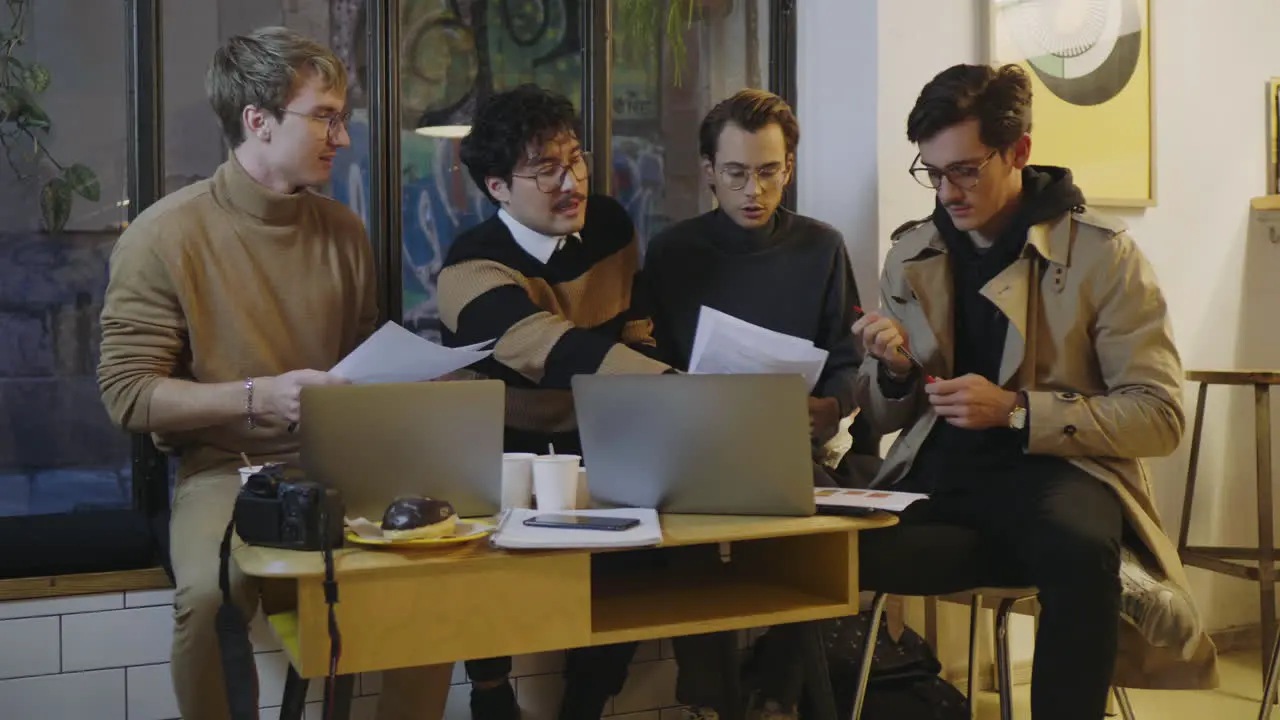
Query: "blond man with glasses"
98 27 451 720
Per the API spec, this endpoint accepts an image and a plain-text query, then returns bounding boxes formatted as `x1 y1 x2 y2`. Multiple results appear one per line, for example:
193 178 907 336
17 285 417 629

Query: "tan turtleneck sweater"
97 156 378 479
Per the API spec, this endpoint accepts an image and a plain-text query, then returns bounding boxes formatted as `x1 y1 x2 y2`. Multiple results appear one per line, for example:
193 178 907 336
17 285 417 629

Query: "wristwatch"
1008 392 1028 431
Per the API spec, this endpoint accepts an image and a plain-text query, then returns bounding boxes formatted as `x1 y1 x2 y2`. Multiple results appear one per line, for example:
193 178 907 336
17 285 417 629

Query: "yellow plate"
344 521 494 549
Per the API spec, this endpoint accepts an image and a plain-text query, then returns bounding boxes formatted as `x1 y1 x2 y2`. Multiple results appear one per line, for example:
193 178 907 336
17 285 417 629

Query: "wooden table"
235 512 897 719
1179 370 1280 695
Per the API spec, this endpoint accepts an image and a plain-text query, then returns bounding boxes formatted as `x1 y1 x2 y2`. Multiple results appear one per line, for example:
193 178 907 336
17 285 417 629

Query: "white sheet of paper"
331 321 494 384
490 508 663 550
688 306 829 391
813 487 929 512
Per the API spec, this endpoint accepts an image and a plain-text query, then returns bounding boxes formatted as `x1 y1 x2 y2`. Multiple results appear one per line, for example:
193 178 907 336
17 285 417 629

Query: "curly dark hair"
460 84 583 203
907 64 1032 149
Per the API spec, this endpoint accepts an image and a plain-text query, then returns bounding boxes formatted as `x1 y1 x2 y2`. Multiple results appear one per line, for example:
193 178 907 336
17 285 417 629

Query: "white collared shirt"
498 209 579 264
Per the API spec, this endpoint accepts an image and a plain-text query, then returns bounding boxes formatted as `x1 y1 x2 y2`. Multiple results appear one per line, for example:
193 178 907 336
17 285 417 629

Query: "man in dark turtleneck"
642 89 876 720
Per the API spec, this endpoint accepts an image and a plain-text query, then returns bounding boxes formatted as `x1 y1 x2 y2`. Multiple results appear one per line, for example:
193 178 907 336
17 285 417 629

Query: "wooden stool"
849 588 1135 720
1179 370 1280 703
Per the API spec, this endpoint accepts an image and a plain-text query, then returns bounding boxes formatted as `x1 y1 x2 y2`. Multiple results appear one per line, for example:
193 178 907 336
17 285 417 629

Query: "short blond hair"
206 26 348 147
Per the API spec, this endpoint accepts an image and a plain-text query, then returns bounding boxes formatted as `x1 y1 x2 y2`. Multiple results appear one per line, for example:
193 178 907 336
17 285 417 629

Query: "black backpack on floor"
818 611 969 720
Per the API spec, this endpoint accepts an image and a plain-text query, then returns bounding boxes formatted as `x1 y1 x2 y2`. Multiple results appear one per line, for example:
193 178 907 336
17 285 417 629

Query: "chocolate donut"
380 496 458 540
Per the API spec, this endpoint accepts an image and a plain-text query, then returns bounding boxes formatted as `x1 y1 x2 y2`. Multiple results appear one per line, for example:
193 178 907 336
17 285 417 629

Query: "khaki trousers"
170 468 452 719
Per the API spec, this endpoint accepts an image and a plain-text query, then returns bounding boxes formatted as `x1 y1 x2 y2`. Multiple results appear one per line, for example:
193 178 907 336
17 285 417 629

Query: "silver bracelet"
245 377 256 430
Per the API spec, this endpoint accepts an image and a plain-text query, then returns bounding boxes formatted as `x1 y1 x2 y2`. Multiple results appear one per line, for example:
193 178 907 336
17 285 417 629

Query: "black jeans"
465 644 638 720
465 551 667 720
673 624 808 719
859 455 1123 720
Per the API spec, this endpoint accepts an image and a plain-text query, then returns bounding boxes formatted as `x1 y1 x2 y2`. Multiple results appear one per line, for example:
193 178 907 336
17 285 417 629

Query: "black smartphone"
522 514 641 531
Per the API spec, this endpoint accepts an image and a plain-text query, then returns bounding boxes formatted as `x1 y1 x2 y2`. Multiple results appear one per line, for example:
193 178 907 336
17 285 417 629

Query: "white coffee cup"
501 453 537 510
239 466 263 486
533 454 582 511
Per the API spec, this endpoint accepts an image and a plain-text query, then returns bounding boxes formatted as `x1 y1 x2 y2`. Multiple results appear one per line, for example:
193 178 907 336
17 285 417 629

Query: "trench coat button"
1064 425 1078 436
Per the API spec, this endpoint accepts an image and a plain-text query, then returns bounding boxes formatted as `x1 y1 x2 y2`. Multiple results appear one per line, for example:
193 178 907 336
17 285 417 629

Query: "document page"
688 306 829 390
813 487 928 513
331 321 495 384
490 508 663 550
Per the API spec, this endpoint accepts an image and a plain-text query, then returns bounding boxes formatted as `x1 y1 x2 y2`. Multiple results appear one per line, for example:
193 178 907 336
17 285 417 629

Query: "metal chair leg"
1260 627 1280 720
850 592 889 720
280 665 309 720
1113 687 1137 720
1256 384 1277 692
995 598 1015 720
967 594 981 719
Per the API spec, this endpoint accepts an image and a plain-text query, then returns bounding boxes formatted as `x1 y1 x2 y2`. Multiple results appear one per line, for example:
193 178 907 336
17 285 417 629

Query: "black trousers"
859 455 1123 720
673 624 807 718
465 643 638 720
465 550 668 720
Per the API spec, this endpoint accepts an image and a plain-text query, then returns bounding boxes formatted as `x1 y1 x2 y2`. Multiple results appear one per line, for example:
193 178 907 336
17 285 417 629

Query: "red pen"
852 306 937 383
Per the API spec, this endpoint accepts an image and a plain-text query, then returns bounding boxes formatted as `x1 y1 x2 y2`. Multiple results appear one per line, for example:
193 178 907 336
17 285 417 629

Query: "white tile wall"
0 669 126 720
0 616 61 679
62 606 173 672
0 590 706 719
0 593 122 620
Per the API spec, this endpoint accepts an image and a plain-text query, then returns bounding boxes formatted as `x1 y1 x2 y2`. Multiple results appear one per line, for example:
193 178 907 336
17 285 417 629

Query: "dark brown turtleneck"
98 154 378 478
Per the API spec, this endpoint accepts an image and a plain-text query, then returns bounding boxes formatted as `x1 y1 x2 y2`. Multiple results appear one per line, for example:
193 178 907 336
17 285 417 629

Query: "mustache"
553 194 586 210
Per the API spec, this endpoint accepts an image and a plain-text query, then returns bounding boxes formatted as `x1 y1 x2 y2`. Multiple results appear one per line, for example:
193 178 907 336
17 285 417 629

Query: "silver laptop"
572 374 816 516
300 380 504 519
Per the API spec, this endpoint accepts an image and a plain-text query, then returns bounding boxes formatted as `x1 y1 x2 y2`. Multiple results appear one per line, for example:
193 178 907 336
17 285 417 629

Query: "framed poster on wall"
986 0 1154 207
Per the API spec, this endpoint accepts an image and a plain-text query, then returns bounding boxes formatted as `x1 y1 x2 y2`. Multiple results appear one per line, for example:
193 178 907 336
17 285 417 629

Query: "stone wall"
0 231 132 515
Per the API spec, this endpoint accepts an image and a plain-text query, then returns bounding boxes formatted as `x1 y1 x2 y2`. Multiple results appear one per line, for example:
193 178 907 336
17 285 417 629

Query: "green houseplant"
0 0 100 233
614 0 704 86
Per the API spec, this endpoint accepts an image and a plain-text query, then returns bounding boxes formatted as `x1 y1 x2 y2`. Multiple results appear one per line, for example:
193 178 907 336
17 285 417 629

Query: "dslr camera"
233 463 345 551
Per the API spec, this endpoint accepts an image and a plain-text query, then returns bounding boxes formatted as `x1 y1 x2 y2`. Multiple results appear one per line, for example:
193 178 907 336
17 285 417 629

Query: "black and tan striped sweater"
439 195 671 454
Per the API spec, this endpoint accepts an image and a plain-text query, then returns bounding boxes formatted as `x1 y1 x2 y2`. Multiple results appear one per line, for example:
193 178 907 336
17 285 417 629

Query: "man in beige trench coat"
852 63 1218 719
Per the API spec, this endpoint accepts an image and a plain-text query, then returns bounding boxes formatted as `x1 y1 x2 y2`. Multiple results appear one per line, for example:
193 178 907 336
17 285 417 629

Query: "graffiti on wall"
329 0 672 341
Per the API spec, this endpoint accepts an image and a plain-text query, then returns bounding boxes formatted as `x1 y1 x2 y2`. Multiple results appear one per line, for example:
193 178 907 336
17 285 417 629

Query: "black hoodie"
903 166 1086 492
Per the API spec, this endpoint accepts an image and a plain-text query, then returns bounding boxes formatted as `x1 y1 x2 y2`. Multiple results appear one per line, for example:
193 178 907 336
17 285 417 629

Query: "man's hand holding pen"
851 306 923 380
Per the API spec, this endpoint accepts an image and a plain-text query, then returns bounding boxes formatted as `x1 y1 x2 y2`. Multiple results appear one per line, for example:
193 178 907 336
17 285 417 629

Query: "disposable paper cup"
239 466 263 486
533 454 582 512
501 453 537 510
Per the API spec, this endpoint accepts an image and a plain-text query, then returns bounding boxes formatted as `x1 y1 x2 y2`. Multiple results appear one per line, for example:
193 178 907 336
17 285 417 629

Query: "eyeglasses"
511 151 591 193
718 163 788 192
909 150 999 190
281 108 353 137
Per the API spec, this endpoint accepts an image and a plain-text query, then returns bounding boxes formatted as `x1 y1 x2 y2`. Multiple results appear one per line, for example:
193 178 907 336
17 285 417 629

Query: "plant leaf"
63 163 99 201
23 63 50 94
0 88 20 121
16 101 50 130
41 178 73 233
4 87 50 130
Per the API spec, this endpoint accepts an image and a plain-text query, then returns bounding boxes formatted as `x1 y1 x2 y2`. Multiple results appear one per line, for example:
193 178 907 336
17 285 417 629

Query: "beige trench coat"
855 207 1218 690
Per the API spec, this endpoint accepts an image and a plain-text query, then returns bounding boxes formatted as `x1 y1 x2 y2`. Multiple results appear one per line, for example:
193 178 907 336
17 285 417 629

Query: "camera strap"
216 518 258 720
216 512 343 719
318 506 343 718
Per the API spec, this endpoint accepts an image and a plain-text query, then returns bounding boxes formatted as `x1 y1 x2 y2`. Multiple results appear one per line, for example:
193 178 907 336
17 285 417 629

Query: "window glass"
332 0 586 341
612 0 771 253
0 0 133 516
